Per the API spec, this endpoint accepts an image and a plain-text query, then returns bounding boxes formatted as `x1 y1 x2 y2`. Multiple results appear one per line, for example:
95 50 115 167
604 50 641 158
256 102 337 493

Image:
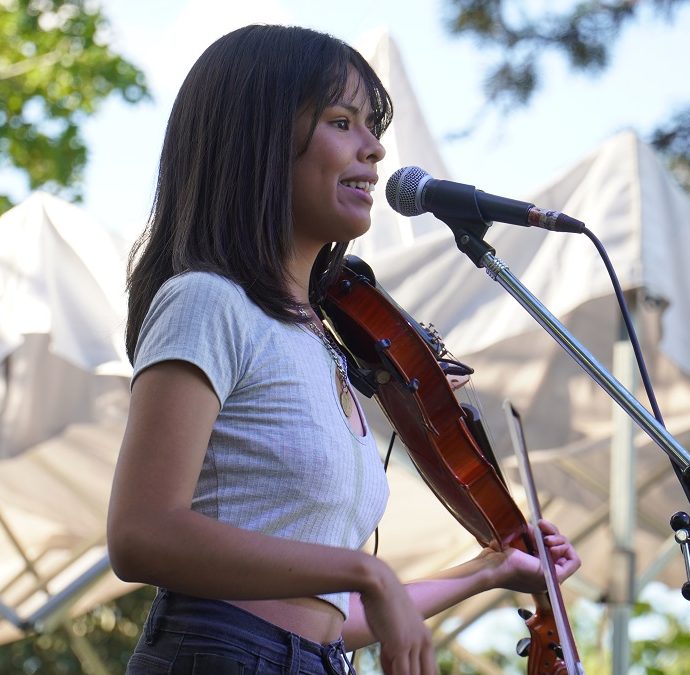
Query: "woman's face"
291 69 386 254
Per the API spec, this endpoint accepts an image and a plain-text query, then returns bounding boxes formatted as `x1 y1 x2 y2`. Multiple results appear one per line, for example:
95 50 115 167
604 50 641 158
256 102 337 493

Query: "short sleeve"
132 272 250 405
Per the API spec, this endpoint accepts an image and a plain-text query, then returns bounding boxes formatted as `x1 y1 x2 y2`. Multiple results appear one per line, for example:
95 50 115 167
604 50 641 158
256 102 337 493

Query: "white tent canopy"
347 35 690 655
0 192 131 460
0 193 134 644
365 130 690 371
352 30 450 260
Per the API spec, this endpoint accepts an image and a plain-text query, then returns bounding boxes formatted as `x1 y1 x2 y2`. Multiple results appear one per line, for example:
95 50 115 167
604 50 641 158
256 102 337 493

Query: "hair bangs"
300 39 393 147
347 51 393 140
323 50 393 140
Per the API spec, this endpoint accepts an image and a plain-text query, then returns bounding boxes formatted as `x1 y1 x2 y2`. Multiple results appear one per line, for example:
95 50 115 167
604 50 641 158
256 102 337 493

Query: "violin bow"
503 400 585 675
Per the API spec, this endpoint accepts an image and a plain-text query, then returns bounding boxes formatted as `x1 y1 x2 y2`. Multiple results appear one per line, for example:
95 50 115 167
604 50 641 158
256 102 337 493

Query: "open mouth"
340 180 375 193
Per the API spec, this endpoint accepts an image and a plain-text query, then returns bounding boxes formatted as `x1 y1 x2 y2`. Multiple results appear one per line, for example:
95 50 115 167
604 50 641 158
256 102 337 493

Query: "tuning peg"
670 512 690 602
517 607 533 620
682 581 690 601
516 637 531 657
671 511 690 531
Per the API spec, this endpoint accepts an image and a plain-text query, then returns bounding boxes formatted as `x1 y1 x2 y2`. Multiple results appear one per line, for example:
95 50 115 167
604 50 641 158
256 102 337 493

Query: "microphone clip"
438 216 495 269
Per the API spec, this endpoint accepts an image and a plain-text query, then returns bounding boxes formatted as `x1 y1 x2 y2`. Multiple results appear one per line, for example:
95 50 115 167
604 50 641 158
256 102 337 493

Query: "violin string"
439 331 513 485
457 376 516 495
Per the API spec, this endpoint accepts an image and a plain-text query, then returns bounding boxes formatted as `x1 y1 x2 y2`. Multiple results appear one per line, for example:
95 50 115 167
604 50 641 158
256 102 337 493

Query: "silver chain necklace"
298 308 354 417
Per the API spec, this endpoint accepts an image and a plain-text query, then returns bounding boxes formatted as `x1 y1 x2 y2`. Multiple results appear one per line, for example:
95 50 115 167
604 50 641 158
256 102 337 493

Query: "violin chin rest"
343 254 376 285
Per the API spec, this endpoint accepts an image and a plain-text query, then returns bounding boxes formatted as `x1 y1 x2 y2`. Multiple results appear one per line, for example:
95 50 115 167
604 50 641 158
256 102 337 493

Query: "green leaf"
0 0 150 213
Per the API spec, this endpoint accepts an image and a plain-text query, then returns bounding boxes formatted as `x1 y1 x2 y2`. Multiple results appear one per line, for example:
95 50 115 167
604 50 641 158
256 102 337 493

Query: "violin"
320 255 583 675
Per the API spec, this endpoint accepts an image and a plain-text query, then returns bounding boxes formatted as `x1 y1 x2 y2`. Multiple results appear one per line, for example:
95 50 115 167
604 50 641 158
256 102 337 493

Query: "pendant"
340 388 354 417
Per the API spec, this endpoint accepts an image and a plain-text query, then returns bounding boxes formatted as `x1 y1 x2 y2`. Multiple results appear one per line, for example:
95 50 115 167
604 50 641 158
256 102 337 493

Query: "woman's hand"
477 519 581 594
358 558 438 675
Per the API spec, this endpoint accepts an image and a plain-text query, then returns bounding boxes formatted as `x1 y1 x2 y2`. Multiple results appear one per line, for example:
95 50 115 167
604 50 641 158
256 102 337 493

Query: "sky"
75 0 690 239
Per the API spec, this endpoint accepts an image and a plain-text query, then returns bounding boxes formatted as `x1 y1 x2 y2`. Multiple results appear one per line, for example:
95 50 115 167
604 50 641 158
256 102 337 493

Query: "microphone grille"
385 166 429 217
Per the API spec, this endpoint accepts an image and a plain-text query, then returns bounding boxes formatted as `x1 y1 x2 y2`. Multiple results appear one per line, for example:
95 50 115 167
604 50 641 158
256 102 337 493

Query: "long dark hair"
125 24 393 362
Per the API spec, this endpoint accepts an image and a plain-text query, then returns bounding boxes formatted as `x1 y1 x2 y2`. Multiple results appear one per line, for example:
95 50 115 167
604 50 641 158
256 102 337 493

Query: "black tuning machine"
670 511 690 600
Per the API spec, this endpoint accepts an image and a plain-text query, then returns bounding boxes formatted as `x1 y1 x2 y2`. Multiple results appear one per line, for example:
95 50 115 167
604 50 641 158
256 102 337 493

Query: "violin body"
321 257 581 675
322 263 530 552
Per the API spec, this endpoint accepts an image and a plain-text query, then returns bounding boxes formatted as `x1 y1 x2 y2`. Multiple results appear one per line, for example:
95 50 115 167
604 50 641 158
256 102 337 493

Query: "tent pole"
28 554 111 632
62 619 112 675
608 336 637 674
637 535 680 589
447 640 505 675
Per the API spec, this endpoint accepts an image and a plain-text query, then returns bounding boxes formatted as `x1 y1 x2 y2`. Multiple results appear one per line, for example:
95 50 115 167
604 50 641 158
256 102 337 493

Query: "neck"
286 249 316 306
287 236 329 305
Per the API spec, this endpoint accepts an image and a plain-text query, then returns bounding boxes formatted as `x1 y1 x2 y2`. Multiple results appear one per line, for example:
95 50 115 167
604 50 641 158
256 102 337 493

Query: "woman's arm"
108 359 367 600
107 359 437 674
343 521 580 651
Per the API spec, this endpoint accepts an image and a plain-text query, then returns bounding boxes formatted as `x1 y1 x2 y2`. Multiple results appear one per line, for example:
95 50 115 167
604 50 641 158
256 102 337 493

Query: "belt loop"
144 588 168 645
324 640 355 675
288 633 301 675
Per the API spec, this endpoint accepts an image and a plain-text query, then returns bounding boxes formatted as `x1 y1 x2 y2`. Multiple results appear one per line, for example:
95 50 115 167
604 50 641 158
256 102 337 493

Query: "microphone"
385 166 585 233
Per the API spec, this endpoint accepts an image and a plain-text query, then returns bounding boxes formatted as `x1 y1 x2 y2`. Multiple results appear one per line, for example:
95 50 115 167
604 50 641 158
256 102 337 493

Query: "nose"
359 129 386 164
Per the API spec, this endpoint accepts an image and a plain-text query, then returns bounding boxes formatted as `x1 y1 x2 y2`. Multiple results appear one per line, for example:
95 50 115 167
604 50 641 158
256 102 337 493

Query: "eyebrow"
331 102 376 124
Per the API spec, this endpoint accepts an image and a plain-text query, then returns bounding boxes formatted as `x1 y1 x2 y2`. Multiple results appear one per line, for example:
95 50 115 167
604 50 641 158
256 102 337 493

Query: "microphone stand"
434 214 690 601
448 222 690 598
450 224 690 477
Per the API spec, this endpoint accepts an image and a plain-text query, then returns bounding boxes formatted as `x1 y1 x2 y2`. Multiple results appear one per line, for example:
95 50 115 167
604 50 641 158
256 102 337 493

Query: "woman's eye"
334 119 350 130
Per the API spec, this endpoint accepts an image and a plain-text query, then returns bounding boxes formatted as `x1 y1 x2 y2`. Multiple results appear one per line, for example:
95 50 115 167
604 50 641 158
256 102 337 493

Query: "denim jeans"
125 589 355 674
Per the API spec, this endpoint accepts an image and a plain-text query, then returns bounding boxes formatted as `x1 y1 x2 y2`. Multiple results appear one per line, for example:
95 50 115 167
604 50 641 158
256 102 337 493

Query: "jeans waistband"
149 589 354 673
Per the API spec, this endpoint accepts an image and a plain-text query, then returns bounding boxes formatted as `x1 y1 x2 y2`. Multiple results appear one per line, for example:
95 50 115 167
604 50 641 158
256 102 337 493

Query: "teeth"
341 180 375 192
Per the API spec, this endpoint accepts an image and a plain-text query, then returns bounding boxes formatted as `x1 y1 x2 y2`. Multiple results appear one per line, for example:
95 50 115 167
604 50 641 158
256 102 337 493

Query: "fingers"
421 636 438 675
537 518 560 536
380 626 437 675
538 519 582 581
362 560 438 675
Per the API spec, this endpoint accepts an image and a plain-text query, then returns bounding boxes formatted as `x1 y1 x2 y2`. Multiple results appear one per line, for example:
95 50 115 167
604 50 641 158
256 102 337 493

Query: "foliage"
443 0 690 190
650 107 690 189
540 595 690 674
0 586 155 674
628 597 690 674
0 0 149 212
357 593 690 674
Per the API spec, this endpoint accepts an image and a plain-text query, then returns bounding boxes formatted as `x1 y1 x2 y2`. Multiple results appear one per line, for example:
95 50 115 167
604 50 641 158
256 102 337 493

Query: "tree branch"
0 51 63 81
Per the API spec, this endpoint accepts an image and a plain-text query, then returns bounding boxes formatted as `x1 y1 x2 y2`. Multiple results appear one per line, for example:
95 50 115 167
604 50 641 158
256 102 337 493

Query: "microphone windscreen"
385 166 429 217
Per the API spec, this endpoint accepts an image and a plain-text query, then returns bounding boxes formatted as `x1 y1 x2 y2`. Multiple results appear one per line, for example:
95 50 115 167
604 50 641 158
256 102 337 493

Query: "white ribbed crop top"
132 271 389 618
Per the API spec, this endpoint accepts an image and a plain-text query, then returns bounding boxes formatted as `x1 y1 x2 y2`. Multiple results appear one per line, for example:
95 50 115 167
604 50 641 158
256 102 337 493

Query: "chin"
323 211 372 244
345 218 372 242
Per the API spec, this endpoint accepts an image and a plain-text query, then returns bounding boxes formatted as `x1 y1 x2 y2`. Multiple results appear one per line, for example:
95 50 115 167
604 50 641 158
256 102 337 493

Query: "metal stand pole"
478 251 690 474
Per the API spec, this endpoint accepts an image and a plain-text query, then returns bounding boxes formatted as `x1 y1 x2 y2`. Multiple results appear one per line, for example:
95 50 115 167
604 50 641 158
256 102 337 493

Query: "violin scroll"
516 605 571 675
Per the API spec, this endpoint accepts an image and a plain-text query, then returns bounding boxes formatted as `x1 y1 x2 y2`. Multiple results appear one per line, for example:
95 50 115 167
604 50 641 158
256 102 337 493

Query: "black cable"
583 226 690 500
582 226 665 425
351 431 397 668
372 431 397 558
383 430 396 471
